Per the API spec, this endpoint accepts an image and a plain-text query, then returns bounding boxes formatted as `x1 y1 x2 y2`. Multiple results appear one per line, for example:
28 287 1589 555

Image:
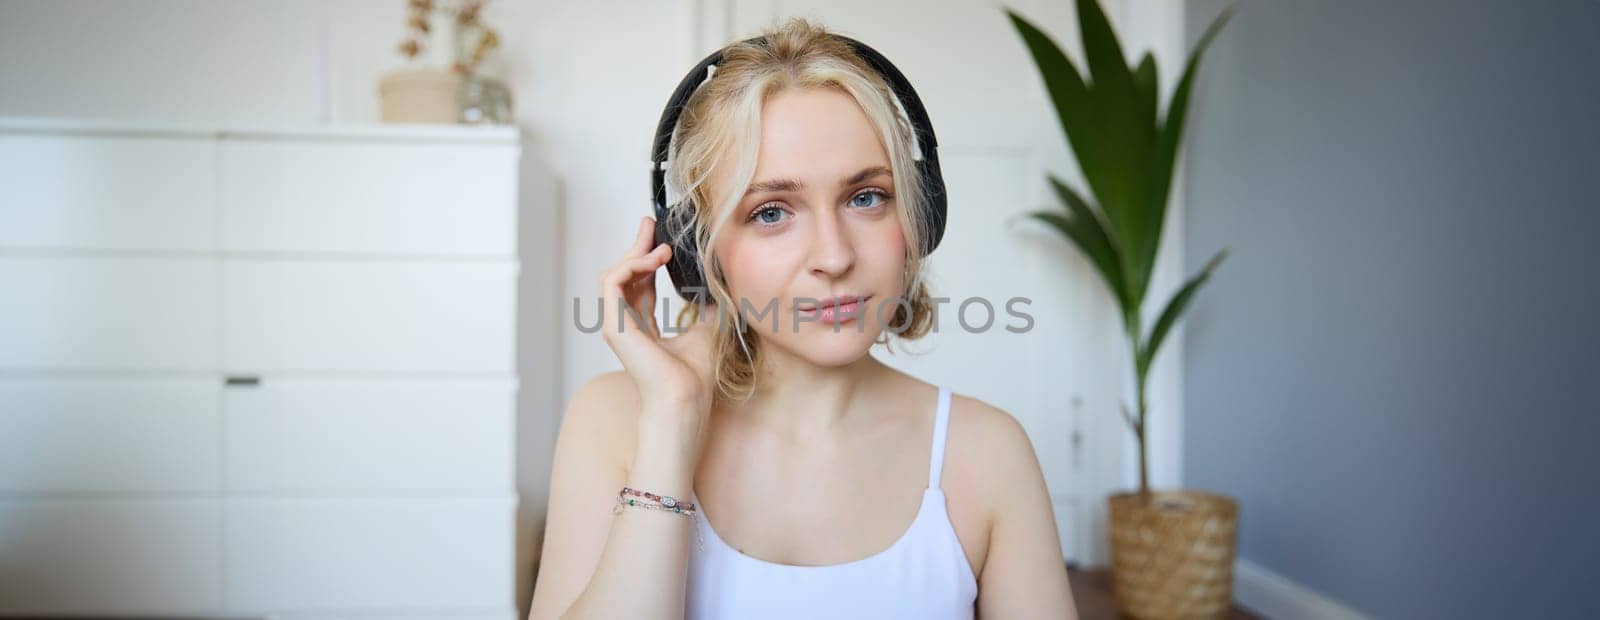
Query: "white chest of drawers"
0 117 542 620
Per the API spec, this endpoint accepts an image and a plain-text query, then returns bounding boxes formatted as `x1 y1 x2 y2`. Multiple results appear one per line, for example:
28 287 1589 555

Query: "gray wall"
1180 1 1599 618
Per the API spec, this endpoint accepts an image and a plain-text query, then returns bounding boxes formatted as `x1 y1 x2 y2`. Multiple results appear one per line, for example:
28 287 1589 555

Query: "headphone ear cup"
656 207 710 305
653 162 709 305
669 239 707 306
917 149 948 258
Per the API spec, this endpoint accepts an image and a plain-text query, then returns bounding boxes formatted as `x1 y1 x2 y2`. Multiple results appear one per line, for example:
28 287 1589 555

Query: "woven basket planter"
1107 489 1239 619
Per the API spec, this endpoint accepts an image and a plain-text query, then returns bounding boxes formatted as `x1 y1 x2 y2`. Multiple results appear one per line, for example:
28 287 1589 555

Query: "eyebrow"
744 165 892 196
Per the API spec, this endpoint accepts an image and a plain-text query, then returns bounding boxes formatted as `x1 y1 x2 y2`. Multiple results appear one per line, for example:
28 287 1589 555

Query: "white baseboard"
1234 558 1372 620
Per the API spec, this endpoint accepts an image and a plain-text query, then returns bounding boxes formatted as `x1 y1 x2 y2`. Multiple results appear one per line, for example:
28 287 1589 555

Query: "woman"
530 17 1076 619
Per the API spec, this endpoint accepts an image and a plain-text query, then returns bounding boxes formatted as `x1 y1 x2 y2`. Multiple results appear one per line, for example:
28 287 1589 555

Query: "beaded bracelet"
614 495 704 552
614 494 696 516
619 486 696 512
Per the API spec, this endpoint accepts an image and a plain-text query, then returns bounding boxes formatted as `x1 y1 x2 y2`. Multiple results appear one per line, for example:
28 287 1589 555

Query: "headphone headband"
651 33 947 304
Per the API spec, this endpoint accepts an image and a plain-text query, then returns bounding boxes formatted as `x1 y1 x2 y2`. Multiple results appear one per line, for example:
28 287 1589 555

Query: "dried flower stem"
395 0 499 73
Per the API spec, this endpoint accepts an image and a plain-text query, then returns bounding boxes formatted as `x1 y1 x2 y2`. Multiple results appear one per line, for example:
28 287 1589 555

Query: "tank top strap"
928 385 953 490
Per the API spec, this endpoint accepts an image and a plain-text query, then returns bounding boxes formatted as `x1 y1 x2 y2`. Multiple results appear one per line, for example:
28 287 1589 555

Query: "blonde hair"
662 16 937 402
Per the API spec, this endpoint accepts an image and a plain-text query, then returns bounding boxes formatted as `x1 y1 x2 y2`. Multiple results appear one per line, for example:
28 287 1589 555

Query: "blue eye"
748 190 889 228
851 189 890 208
750 205 788 226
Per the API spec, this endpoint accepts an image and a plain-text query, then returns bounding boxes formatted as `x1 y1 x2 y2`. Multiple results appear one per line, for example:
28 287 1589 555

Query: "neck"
729 345 890 442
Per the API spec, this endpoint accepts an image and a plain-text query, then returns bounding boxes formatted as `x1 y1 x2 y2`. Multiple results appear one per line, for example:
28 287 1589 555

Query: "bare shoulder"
867 368 1039 492
944 392 1045 522
944 393 1075 612
947 392 1035 465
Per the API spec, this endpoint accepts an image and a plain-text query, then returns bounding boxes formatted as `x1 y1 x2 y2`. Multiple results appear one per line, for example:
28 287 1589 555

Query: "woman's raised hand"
598 216 718 440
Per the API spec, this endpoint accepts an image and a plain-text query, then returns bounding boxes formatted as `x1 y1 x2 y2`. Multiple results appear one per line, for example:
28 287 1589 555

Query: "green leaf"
1129 53 1159 297
1004 9 1099 176
1137 248 1229 379
1141 5 1235 313
1037 174 1131 311
1133 52 1158 134
1008 4 1138 290
1070 0 1156 314
1076 0 1134 96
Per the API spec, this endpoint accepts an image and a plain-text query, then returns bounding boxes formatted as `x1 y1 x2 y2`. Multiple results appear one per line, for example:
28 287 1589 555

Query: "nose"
809 204 856 278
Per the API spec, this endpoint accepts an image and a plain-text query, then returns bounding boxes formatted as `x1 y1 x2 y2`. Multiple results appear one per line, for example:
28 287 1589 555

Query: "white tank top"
685 385 978 618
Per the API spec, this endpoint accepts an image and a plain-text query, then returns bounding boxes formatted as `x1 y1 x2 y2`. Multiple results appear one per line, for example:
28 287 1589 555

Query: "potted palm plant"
1006 1 1238 617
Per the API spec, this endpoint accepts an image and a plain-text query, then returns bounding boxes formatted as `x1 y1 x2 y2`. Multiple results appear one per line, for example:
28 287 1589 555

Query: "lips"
798 294 871 325
797 294 869 311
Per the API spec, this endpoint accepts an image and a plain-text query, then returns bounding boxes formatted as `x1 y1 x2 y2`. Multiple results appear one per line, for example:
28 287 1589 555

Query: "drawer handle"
224 375 261 387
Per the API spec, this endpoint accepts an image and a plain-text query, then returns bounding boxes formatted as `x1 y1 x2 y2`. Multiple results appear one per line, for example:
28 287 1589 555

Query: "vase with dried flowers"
380 0 511 124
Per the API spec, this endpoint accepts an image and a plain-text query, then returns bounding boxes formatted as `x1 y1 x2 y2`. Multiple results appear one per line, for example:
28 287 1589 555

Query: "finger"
601 243 668 296
602 245 668 292
599 284 650 346
626 216 657 258
601 244 671 338
621 246 672 336
622 244 672 287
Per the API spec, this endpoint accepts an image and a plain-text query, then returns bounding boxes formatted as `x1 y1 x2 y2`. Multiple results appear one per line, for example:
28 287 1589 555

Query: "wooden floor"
1067 566 1263 619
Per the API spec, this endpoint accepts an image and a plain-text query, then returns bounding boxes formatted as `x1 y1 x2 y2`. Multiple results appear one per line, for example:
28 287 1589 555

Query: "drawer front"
0 256 219 370
0 499 222 614
0 377 219 492
221 260 515 373
224 497 515 612
220 139 517 256
225 378 515 491
0 133 217 251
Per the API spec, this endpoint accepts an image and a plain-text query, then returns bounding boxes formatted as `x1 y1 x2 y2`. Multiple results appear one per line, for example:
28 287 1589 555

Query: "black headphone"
650 34 948 304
